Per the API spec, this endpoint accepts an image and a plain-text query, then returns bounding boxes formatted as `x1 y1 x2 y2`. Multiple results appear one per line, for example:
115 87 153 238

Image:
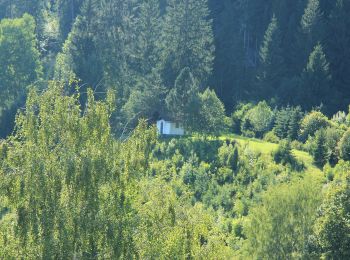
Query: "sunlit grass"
212 133 323 175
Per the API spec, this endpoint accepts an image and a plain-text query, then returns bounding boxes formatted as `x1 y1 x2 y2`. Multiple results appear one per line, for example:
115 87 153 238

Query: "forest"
0 0 350 259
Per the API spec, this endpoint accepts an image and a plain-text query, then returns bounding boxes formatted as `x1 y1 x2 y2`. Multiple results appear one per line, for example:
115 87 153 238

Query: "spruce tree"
299 0 324 61
274 107 291 139
313 128 329 168
257 14 285 100
160 0 214 88
54 0 102 88
287 106 303 140
130 0 162 77
301 43 331 110
301 0 323 35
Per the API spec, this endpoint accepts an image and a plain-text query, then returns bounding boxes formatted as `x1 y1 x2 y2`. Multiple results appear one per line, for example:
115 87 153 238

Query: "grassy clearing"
217 134 323 175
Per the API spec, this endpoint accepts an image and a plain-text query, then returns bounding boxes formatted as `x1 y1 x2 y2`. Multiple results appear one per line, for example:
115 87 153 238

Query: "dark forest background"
0 0 349 133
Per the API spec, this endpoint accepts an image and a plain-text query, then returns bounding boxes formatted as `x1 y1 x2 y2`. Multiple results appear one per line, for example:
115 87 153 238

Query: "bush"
273 140 304 171
299 111 330 142
241 101 274 138
231 103 254 134
291 140 304 151
263 131 280 143
324 127 343 165
273 139 294 165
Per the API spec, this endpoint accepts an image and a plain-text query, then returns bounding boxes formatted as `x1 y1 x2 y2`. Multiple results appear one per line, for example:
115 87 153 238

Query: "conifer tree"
257 14 285 100
274 107 291 139
54 0 102 87
130 0 162 77
301 44 331 109
301 0 323 35
160 0 214 88
313 129 329 168
287 106 303 140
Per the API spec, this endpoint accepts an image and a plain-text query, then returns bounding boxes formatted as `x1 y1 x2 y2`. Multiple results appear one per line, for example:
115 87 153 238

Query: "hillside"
1 0 350 259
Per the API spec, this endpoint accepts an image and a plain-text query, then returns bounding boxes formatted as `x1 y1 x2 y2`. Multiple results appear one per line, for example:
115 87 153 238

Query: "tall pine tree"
300 43 331 110
257 14 285 101
160 0 214 88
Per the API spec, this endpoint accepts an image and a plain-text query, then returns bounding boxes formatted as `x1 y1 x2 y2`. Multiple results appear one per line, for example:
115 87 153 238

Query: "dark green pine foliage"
313 129 329 168
0 14 42 137
274 106 303 140
165 67 200 129
287 106 303 140
301 0 323 36
274 107 292 139
130 0 162 77
257 15 285 101
0 0 45 19
229 147 239 172
325 0 350 109
299 0 324 61
122 0 165 125
300 43 331 110
210 0 247 106
54 0 103 88
122 72 166 126
92 0 132 100
160 0 214 88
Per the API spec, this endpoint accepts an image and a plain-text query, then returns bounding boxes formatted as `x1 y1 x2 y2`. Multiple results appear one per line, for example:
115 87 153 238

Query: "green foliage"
273 139 294 165
241 101 274 138
263 131 280 144
166 67 200 129
312 128 329 168
160 0 214 87
198 88 226 135
0 82 157 258
0 14 42 136
243 177 322 259
301 0 322 35
301 44 332 109
324 127 343 165
313 175 350 259
257 14 285 99
231 103 254 134
339 129 350 161
299 111 330 141
274 106 303 140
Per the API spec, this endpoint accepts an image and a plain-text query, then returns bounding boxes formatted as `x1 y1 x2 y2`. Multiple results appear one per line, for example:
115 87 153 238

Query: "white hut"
156 119 185 136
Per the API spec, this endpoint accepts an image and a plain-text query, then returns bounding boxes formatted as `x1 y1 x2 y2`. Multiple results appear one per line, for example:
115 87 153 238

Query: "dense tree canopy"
1 1 350 259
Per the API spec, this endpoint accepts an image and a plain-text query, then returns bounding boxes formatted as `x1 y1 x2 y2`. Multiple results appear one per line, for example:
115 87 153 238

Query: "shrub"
263 131 280 144
291 140 304 151
273 139 294 165
324 127 343 165
231 103 254 134
299 111 330 142
241 101 274 138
